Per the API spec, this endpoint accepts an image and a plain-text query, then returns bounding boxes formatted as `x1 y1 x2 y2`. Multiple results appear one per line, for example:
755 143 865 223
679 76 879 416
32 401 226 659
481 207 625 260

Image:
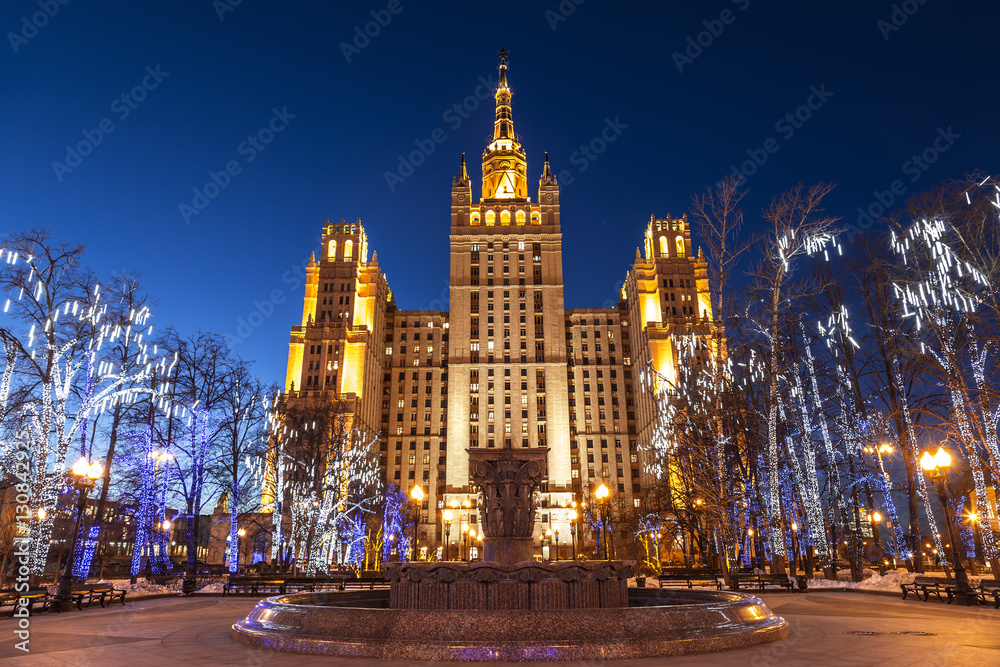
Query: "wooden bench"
901 576 954 602
970 580 1000 608
223 576 259 596
729 574 793 592
344 572 387 590
86 583 127 607
657 569 722 590
0 588 53 615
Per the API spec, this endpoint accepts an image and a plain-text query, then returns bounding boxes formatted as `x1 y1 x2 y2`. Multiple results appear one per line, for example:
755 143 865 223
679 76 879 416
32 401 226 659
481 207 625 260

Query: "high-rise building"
280 53 718 558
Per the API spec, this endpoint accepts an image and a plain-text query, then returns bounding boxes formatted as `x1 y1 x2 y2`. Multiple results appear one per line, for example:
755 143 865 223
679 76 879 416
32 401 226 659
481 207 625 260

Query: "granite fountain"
233 447 788 660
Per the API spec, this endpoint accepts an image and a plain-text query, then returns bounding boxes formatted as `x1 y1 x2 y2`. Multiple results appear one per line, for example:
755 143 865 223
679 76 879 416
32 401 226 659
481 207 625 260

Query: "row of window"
469 210 540 225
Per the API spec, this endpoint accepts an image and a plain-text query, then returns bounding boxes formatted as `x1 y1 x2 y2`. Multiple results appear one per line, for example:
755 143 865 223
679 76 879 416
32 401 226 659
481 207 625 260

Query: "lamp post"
410 485 423 561
56 457 103 612
867 511 885 575
568 508 578 560
161 520 172 569
237 528 247 569
595 483 611 560
554 529 560 561
443 510 452 561
790 522 799 575
920 448 975 605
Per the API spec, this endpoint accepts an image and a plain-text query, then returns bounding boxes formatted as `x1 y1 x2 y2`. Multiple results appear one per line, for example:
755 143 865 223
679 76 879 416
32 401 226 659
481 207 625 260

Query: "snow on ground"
51 577 226 596
626 568 987 593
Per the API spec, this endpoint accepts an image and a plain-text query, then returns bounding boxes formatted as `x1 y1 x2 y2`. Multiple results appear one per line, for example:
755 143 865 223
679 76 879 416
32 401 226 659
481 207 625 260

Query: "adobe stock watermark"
51 65 170 182
340 0 414 64
384 73 497 192
545 0 586 31
7 0 71 54
672 0 751 73
557 116 629 187
877 0 930 41
178 107 296 224
213 0 244 21
11 441 32 652
844 126 960 243
718 84 833 186
225 234 322 347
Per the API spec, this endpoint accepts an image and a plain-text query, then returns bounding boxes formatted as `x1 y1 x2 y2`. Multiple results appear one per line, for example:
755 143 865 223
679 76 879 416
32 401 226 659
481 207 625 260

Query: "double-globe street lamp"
443 510 452 561
595 483 611 560
568 506 578 561
410 485 424 561
56 456 103 612
920 447 975 606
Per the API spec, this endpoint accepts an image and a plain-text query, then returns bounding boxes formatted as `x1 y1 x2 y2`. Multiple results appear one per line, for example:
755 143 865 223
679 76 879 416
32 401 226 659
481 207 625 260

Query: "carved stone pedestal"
468 447 547 567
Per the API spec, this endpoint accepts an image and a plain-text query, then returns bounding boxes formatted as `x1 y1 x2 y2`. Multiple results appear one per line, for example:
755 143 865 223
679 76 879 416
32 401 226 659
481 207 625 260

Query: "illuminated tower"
446 51 573 527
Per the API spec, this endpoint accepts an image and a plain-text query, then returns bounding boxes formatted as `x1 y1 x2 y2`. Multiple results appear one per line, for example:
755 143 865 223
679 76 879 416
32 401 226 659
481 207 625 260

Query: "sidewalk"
1 591 998 666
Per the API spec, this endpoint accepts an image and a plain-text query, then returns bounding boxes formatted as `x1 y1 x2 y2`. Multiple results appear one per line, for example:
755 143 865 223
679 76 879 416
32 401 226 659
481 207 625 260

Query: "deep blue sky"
3 1 997 385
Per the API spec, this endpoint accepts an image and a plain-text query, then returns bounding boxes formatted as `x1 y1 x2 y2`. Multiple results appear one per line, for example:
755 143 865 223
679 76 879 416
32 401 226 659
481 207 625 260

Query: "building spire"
497 48 509 91
482 50 527 200
542 151 552 181
459 152 468 181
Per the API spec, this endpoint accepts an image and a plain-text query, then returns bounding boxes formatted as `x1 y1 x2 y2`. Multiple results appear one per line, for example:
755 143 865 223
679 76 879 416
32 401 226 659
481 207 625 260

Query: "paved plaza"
1 592 998 666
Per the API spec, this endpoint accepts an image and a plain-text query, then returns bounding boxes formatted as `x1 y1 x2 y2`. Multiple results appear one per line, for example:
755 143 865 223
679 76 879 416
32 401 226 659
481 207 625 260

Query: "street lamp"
237 528 247 569
443 510 452 561
544 528 553 560
595 483 611 560
410 485 423 561
920 447 975 605
554 528 560 561
568 509 578 560
56 456 103 612
867 511 885 574
790 522 799 574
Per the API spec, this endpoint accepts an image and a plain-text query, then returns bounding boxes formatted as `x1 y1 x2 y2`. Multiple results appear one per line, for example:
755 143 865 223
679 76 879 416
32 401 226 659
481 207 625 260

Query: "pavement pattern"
1 591 998 666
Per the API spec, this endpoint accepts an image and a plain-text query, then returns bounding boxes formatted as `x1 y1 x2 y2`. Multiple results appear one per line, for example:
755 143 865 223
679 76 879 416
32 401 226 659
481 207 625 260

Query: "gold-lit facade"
281 54 717 555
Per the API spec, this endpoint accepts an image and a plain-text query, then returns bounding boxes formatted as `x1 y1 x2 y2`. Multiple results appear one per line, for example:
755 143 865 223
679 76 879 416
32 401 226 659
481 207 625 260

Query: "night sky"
3 1 997 385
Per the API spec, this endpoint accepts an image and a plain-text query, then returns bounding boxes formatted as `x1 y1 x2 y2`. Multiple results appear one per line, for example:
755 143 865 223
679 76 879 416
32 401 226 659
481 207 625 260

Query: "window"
327 240 337 259
515 210 525 225
344 239 353 261
500 210 510 225
486 211 495 226
471 212 480 225
675 236 686 258
659 235 668 256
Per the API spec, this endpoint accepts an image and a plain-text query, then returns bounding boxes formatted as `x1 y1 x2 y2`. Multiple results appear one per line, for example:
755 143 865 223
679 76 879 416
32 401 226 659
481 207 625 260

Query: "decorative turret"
540 151 554 185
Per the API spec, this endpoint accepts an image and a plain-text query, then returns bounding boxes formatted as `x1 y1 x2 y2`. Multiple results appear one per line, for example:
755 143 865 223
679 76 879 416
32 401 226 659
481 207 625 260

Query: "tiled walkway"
1 591 998 666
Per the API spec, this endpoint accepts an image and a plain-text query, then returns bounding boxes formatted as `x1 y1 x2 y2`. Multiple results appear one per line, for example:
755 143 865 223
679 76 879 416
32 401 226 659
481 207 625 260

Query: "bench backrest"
978 580 1000 589
89 584 114 591
914 576 947 584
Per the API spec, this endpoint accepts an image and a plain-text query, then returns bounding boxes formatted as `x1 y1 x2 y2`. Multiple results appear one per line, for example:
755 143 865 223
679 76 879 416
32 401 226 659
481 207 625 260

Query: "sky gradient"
3 0 997 385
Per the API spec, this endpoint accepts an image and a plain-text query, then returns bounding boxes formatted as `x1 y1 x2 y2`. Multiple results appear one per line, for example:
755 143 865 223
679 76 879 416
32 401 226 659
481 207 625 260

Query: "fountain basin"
232 588 789 660
387 560 633 610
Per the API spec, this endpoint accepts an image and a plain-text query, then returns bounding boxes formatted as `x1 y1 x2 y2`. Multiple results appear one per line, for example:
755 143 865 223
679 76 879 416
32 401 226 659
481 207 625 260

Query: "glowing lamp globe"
71 457 90 476
934 448 952 469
